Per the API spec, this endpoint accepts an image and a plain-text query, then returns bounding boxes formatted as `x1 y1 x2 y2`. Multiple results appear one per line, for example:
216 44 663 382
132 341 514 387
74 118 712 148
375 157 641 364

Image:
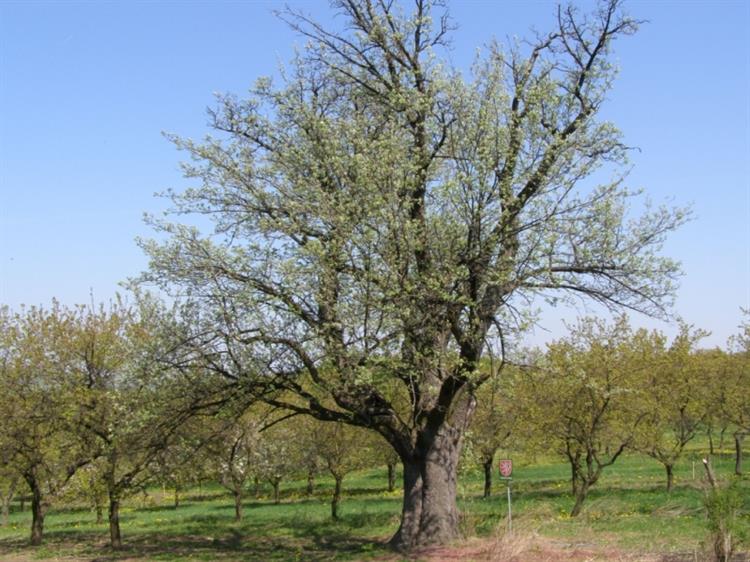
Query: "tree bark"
482 456 493 499
387 463 396 493
1 499 9 527
174 486 180 508
108 494 122 549
388 427 463 551
331 475 342 519
735 433 744 476
24 472 44 546
665 463 674 492
570 482 589 517
96 504 103 524
233 489 243 521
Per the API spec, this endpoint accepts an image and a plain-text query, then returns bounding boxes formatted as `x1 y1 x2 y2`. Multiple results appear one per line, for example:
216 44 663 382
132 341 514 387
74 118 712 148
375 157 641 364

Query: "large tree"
141 0 685 549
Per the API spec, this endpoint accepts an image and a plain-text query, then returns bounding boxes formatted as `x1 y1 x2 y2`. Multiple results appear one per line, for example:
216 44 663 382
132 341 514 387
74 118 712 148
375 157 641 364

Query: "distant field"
0 446 747 561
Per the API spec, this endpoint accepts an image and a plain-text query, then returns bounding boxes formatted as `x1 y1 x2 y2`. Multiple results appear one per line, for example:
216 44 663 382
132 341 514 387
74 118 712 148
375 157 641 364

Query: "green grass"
0 447 747 560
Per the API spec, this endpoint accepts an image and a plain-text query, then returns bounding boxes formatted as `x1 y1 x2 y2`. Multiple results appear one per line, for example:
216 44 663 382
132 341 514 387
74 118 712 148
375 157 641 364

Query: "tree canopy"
140 0 686 549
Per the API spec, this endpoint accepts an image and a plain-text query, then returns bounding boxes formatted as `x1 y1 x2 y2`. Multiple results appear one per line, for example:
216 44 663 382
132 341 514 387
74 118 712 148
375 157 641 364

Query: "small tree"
309 420 374 519
208 413 261 521
517 317 648 516
466 362 516 498
723 310 750 475
0 304 94 545
635 323 709 491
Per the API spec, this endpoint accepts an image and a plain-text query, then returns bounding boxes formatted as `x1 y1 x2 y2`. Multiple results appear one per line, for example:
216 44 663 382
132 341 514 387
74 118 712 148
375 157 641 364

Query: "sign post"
498 459 513 532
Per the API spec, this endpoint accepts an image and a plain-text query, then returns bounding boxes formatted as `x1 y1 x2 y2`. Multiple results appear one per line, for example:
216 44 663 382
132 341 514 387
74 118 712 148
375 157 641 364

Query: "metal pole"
507 481 512 533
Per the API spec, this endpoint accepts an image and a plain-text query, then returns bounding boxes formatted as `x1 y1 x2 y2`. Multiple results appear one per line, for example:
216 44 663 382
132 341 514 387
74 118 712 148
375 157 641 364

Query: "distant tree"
466 362 516 498
68 298 220 548
634 324 709 491
0 460 19 527
309 420 375 519
0 304 94 545
141 0 685 548
207 412 261 521
516 317 649 516
723 310 750 475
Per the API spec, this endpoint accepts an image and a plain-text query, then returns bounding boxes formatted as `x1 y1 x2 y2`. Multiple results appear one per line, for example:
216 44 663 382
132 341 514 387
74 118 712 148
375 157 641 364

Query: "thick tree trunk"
331 475 342 519
665 463 674 492
108 495 122 549
735 433 744 476
307 469 315 496
387 463 396 492
482 457 493 499
233 489 243 521
388 429 462 551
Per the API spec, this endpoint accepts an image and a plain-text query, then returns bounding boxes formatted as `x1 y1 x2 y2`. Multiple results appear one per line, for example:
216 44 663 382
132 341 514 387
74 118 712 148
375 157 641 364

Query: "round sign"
498 459 513 478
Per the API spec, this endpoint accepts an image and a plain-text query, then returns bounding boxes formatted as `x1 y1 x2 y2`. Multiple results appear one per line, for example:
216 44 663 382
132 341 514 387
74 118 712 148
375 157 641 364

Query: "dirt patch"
399 535 704 562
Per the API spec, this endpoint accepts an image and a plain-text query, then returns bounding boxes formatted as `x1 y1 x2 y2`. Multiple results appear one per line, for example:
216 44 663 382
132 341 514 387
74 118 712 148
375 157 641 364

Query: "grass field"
0 446 747 561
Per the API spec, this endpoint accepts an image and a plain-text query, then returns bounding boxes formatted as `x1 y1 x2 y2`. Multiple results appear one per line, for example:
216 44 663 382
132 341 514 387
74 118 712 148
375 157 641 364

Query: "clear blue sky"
1 0 748 348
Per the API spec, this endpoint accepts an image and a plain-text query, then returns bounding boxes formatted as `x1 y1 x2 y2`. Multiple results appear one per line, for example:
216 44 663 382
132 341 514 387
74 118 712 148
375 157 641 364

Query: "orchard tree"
0 304 94 545
309 420 375 519
208 413 261 521
516 317 650 516
68 298 223 548
635 324 709 491
466 362 516 498
723 310 750 475
140 0 685 549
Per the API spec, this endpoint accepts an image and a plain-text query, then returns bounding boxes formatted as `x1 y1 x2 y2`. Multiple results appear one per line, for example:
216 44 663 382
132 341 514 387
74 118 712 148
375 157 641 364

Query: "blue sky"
1 0 748 348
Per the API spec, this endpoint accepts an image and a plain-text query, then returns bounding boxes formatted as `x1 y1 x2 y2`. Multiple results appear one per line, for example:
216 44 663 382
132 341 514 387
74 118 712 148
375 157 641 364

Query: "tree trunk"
331 475 342 519
735 433 744 476
665 463 674 492
95 504 103 524
307 469 315 496
388 429 462 551
25 473 44 546
482 456 493 499
571 463 579 496
253 476 260 498
387 463 396 492
272 478 280 504
570 482 590 517
233 489 243 521
1 500 8 527
108 495 122 549
174 486 180 508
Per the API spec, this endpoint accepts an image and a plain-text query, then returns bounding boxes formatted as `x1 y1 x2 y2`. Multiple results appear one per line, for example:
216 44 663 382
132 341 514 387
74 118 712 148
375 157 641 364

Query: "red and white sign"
498 459 513 478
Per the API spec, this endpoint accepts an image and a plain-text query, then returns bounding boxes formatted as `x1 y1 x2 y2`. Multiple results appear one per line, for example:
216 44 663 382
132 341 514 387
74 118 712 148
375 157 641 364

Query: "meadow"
0 444 746 561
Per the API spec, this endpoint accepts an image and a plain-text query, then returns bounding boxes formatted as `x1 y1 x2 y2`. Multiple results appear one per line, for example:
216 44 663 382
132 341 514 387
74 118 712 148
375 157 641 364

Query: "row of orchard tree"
467 315 749 517
1 297 747 547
